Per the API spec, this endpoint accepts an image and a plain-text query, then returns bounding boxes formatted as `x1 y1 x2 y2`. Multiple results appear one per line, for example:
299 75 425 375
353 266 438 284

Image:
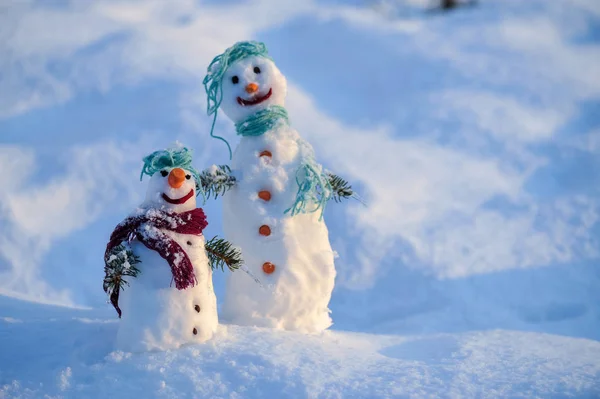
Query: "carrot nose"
168 168 185 189
245 83 259 94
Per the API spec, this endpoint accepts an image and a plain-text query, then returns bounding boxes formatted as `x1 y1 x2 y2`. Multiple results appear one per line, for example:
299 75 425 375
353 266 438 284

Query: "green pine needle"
200 165 236 199
328 173 355 203
103 244 141 317
205 236 243 272
103 244 141 294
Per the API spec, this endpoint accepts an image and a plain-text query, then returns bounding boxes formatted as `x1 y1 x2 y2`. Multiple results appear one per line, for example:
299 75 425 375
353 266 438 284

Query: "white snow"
1 298 599 398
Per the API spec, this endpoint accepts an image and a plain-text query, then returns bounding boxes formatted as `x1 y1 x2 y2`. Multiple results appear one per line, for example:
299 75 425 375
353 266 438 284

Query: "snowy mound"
1 298 599 398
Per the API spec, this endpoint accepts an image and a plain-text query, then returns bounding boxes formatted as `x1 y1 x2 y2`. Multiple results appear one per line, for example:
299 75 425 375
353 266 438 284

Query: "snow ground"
1 297 599 399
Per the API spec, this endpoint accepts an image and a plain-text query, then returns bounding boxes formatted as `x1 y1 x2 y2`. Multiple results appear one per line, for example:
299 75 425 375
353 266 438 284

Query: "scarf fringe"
285 153 332 221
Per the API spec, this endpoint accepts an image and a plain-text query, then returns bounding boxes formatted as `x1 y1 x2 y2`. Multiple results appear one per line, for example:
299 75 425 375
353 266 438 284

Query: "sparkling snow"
1 298 599 398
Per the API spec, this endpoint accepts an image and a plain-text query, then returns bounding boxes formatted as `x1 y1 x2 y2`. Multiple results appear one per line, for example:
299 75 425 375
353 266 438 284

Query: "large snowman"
203 41 354 333
104 146 239 352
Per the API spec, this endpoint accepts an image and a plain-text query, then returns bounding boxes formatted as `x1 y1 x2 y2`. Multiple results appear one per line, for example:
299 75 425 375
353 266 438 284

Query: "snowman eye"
253 66 261 74
231 76 239 84
160 170 168 177
185 174 191 180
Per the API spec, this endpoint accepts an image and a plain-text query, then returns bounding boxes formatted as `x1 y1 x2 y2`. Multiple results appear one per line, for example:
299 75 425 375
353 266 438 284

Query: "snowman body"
213 51 336 333
115 165 218 352
116 230 217 352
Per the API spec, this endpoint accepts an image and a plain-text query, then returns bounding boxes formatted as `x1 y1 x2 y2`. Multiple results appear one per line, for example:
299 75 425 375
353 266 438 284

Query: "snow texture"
220 55 336 333
1 297 600 398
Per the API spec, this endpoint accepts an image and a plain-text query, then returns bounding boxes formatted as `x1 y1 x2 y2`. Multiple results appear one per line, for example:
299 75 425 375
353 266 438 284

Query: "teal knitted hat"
202 41 272 158
140 146 204 200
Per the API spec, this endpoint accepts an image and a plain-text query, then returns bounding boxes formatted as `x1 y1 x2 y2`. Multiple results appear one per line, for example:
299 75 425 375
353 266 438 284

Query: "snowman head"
203 42 287 152
218 55 287 123
139 146 204 213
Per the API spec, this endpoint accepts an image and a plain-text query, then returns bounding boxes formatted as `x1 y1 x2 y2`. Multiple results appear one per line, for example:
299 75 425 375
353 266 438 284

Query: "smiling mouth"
162 189 194 205
237 88 272 106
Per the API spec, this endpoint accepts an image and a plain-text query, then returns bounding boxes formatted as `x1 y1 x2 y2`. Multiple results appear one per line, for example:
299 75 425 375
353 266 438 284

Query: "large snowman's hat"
140 145 205 201
203 41 272 159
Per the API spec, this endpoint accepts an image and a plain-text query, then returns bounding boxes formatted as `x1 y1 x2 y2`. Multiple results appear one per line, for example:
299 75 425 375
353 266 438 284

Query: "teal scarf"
234 106 331 221
284 140 333 221
235 106 289 137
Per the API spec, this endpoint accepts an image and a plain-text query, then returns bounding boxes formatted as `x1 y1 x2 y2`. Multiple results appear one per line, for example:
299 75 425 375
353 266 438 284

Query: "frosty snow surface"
2 0 600 397
2 297 600 398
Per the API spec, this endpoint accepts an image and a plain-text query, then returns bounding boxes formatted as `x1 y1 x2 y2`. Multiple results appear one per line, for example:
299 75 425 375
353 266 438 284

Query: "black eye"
253 66 261 74
185 174 191 180
231 76 239 84
160 170 168 177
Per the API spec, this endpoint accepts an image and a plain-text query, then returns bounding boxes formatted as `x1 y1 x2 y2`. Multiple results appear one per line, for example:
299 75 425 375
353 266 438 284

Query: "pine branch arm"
327 172 359 203
200 165 237 200
103 244 141 318
205 236 243 272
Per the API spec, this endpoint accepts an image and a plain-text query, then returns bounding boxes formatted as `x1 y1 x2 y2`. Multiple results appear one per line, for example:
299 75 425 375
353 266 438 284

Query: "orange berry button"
262 262 275 274
259 225 271 236
258 190 271 201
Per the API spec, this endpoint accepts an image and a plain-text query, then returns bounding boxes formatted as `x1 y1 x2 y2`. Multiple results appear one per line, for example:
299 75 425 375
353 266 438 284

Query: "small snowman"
104 145 241 352
202 41 357 333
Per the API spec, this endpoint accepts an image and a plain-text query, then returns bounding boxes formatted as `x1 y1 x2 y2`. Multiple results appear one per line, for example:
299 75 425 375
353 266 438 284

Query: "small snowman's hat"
140 145 205 202
203 41 272 159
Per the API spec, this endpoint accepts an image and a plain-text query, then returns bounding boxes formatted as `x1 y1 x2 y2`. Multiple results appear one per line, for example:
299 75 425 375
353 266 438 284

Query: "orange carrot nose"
245 83 259 94
168 168 186 188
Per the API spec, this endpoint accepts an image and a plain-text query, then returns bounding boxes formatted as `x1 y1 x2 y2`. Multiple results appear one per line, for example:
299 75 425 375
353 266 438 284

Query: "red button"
262 262 275 274
259 225 271 236
258 190 271 201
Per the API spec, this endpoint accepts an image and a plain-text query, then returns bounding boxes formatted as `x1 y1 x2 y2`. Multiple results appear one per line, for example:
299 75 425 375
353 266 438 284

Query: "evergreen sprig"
103 244 141 318
200 165 237 199
328 173 355 203
205 236 243 272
